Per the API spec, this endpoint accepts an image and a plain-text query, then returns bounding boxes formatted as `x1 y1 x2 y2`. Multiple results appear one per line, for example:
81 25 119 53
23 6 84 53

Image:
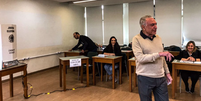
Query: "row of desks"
0 50 186 101
59 55 122 90
61 50 183 98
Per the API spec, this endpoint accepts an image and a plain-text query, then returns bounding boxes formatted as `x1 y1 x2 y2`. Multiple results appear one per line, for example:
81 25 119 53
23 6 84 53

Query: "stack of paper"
98 54 108 57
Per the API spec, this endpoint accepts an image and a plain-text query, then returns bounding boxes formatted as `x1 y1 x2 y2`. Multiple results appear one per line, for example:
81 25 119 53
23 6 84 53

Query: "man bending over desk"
70 32 98 53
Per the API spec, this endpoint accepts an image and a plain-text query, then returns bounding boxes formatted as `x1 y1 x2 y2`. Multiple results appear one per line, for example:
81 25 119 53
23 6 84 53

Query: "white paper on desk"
193 61 201 64
180 60 194 63
70 58 81 67
98 54 108 57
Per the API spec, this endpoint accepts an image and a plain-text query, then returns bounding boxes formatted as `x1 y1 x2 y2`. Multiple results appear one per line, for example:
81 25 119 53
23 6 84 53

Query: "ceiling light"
73 0 96 4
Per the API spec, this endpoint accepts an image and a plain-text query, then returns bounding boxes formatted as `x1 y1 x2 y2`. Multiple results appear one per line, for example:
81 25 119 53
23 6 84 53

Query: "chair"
121 52 128 79
78 52 100 80
87 52 100 76
179 73 182 93
105 64 120 83
105 53 128 82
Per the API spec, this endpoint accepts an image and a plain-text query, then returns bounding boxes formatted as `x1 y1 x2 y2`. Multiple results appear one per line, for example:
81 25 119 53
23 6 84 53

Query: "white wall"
0 1 84 79
129 1 153 42
155 0 181 47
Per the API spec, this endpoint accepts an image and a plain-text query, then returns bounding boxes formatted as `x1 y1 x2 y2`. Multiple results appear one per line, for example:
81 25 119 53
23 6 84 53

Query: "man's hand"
81 50 85 53
159 51 174 62
69 49 72 51
166 73 173 85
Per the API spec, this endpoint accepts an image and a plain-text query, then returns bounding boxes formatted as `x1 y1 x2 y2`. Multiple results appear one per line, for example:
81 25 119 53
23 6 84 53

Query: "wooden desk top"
172 59 201 65
97 49 132 52
0 63 26 72
64 50 82 53
92 56 122 59
128 57 135 61
121 50 132 52
60 56 88 61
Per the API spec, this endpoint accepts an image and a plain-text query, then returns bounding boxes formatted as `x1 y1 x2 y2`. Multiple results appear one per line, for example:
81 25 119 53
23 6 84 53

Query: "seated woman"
103 36 122 82
176 41 201 93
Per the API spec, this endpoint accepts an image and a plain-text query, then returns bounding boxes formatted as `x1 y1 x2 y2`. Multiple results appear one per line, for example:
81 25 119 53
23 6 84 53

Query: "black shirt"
103 45 122 56
72 35 97 51
175 50 201 60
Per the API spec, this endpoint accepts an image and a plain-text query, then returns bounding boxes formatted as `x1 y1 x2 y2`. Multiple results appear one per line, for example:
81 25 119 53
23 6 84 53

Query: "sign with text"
0 24 17 62
70 58 81 67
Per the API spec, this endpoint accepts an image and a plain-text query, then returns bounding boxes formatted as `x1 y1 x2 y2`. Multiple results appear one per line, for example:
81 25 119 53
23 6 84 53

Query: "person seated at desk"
176 41 201 93
128 42 132 48
103 36 122 82
69 32 98 53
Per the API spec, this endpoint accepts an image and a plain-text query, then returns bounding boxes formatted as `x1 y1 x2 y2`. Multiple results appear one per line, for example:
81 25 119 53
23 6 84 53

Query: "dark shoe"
189 91 194 94
185 86 189 93
83 71 86 74
115 77 118 83
185 90 190 93
96 73 100 76
109 75 112 81
190 88 194 94
83 71 92 74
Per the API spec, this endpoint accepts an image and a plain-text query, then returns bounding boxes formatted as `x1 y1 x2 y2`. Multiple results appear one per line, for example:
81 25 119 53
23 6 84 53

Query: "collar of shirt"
140 30 156 41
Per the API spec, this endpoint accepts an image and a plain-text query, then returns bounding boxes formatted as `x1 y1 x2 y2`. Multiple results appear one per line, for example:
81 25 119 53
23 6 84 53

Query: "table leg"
81 65 83 83
101 63 103 82
172 64 177 98
112 61 115 89
86 59 89 87
134 66 137 87
126 53 129 75
119 60 122 84
93 61 96 85
23 66 28 98
0 74 3 101
63 63 66 91
129 61 132 92
59 60 62 87
9 74 13 97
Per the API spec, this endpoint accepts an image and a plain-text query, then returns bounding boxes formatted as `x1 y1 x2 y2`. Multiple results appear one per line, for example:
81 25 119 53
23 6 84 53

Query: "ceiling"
53 0 151 7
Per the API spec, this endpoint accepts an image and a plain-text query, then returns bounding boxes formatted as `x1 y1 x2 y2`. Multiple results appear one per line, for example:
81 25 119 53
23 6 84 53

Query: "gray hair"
139 15 152 29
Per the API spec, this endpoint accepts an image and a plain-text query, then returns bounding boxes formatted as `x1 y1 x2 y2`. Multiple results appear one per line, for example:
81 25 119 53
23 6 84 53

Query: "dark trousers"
84 48 98 56
181 70 200 92
137 75 169 101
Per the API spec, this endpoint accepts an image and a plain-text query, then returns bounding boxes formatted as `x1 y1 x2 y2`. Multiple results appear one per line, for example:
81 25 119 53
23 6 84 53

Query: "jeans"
104 64 118 75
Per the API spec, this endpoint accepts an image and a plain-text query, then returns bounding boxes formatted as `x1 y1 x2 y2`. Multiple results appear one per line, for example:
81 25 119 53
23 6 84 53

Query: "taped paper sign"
70 58 81 67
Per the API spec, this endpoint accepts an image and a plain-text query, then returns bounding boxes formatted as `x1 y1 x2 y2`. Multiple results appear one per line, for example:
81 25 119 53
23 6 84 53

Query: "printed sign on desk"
0 24 17 62
70 58 81 67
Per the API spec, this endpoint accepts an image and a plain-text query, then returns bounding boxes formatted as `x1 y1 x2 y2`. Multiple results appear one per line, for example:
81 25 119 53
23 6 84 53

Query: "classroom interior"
1 0 201 101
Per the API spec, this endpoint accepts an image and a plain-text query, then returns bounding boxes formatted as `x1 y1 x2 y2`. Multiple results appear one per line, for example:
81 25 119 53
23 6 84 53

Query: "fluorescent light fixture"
74 0 96 4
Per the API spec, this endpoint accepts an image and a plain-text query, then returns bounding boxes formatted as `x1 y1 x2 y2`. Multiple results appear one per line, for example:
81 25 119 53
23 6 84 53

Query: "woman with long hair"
103 36 122 82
